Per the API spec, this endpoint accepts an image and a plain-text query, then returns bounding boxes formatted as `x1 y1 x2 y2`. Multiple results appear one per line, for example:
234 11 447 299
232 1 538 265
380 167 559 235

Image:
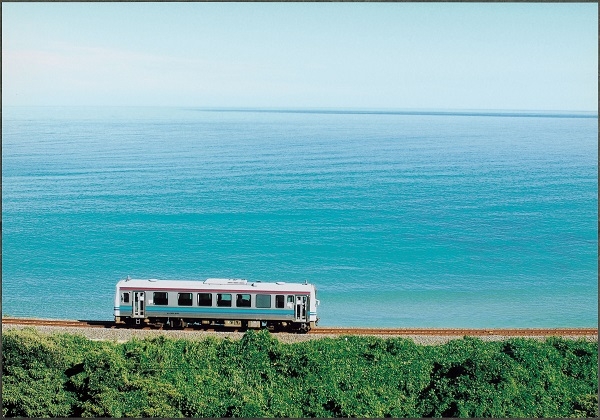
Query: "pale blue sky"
2 2 597 111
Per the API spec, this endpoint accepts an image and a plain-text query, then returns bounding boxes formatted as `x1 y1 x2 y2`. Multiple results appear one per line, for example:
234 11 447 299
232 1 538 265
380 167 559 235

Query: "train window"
217 293 232 307
178 293 193 306
275 295 285 309
197 293 212 306
256 294 271 308
121 292 130 303
287 296 294 305
236 294 251 307
153 292 168 305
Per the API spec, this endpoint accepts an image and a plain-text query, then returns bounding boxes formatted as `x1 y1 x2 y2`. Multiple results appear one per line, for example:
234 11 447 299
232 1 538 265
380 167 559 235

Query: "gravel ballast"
2 324 597 345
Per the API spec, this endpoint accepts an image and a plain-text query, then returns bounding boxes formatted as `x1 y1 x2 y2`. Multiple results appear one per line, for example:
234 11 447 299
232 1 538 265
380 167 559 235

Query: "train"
114 277 319 332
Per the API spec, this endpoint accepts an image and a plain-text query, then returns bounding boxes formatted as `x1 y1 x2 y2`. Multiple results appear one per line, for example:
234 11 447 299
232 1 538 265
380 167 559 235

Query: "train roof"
116 278 315 293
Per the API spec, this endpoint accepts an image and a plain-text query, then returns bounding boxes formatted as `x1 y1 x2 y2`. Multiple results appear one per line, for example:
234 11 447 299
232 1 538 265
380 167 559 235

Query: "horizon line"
3 105 597 118
188 107 598 119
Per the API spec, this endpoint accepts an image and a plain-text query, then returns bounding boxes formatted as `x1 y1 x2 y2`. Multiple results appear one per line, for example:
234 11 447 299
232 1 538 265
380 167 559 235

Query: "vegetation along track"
2 317 597 337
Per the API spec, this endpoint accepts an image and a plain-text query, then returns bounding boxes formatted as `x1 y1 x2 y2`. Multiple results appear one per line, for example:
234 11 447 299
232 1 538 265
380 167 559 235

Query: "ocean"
2 106 597 327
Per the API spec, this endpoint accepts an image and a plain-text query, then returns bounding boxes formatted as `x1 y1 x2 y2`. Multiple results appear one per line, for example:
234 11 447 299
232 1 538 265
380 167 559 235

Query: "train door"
133 292 145 318
294 295 307 322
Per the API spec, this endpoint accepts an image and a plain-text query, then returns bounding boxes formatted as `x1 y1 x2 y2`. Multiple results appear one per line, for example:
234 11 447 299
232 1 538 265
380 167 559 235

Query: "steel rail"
309 327 598 336
2 318 114 328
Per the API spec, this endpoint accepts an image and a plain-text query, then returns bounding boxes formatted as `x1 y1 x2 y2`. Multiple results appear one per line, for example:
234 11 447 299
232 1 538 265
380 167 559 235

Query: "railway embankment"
2 326 597 418
2 317 597 345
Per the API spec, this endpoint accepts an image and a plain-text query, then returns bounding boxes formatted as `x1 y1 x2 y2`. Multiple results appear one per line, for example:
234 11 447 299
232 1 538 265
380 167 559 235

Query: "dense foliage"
2 328 597 418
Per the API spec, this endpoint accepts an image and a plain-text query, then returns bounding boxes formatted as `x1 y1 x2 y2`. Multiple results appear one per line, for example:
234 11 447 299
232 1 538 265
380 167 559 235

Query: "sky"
2 2 597 111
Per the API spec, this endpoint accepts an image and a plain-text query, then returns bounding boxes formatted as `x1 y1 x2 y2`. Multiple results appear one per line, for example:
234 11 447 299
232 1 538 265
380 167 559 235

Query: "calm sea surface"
2 107 597 327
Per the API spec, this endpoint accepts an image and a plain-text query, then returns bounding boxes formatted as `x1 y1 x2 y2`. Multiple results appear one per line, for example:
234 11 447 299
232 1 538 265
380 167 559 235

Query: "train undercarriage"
116 316 315 333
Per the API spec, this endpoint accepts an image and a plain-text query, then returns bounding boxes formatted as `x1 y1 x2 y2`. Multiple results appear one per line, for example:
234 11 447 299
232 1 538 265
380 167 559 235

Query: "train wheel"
298 323 309 334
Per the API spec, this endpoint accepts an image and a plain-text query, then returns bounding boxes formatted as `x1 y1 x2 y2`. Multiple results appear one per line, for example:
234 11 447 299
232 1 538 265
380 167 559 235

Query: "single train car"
114 277 319 332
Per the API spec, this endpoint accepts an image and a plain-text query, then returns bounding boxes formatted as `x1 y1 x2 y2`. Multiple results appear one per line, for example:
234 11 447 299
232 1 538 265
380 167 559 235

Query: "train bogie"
114 277 319 332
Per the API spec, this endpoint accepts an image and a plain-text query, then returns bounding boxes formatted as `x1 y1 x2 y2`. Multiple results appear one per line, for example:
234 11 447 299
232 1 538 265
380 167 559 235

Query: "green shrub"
2 329 597 418
2 328 77 417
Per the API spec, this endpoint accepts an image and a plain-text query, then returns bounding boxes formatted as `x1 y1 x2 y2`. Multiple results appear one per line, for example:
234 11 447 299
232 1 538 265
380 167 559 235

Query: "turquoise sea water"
2 107 597 327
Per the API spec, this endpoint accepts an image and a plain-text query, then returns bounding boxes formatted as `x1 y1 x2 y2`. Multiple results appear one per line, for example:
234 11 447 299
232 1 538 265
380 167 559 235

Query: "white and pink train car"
114 277 319 332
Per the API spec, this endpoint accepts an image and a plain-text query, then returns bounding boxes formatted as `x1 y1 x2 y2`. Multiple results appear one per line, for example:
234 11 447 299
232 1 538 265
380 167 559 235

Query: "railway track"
2 318 114 328
309 327 599 336
2 317 597 337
